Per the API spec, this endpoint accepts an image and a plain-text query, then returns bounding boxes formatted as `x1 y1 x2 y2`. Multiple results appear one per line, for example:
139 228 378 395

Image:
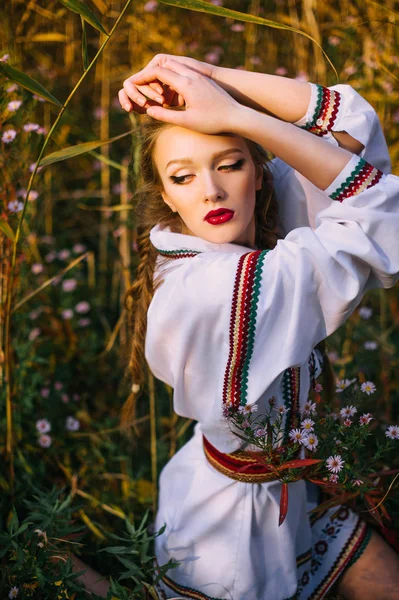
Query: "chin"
202 225 250 246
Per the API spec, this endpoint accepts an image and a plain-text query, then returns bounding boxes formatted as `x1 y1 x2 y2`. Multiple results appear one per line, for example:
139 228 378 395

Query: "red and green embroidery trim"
222 250 270 410
300 84 341 137
155 247 202 259
282 367 301 443
309 518 369 600
161 573 224 600
329 157 383 202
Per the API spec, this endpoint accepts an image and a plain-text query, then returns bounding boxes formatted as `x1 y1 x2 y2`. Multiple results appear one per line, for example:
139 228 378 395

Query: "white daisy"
385 425 399 440
66 416 80 431
238 404 258 414
339 405 357 418
326 454 345 473
335 378 356 393
302 401 316 416
38 434 52 448
360 381 376 395
289 428 308 444
2 129 17 143
8 200 23 212
301 418 315 432
36 418 51 434
303 433 319 452
23 122 40 132
8 587 19 599
7 100 22 112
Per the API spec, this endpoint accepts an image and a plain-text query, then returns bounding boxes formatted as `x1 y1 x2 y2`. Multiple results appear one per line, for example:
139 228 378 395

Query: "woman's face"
153 125 263 247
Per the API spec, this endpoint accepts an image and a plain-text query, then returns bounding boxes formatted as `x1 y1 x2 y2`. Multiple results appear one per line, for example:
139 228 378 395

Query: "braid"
125 228 158 388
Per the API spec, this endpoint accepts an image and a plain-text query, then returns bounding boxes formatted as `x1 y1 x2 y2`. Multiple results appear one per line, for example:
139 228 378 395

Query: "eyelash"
170 159 246 185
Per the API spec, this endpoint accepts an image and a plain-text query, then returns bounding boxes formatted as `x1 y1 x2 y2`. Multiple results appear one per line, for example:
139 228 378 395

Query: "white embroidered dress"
145 83 399 600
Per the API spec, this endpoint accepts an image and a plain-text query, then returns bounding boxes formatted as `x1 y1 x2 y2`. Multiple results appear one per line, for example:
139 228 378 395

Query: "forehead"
153 126 249 168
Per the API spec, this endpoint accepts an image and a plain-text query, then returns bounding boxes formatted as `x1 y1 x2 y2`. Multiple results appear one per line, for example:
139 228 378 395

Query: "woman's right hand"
118 54 216 113
121 57 241 135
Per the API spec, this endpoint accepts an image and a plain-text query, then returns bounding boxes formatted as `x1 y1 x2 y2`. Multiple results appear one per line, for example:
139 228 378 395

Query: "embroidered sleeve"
292 82 391 174
294 83 341 136
323 155 384 202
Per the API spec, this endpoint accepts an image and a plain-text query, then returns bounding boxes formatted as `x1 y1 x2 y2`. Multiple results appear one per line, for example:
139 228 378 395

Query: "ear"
255 164 263 191
161 190 177 213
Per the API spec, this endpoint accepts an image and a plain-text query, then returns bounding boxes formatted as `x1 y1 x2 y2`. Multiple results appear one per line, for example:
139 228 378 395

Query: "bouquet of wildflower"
223 378 399 531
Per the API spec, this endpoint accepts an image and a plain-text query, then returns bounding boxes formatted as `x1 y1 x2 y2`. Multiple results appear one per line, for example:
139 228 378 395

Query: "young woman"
118 56 399 600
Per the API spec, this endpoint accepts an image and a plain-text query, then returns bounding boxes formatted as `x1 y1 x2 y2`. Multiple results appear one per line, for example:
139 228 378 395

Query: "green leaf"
59 0 108 35
39 129 134 167
0 63 63 107
157 0 338 79
81 16 89 71
0 220 15 241
12 521 33 538
88 150 127 172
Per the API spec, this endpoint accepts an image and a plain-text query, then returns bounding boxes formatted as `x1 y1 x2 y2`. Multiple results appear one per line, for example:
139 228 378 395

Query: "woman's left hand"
119 57 241 135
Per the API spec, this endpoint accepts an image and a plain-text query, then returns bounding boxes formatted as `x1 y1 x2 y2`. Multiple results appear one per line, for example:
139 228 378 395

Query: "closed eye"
170 158 246 185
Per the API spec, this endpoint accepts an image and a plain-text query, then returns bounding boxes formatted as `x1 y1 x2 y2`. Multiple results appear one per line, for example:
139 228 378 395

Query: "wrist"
224 102 254 135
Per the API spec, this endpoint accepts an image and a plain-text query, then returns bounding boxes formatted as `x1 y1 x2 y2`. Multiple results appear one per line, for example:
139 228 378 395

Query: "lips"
204 208 235 226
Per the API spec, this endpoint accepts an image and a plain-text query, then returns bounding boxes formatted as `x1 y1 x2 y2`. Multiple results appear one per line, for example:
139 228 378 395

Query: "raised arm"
225 103 353 191
125 59 356 192
120 55 368 155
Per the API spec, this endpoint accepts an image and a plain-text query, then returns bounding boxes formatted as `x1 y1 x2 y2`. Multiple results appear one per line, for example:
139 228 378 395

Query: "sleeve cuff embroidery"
324 155 383 202
294 83 342 136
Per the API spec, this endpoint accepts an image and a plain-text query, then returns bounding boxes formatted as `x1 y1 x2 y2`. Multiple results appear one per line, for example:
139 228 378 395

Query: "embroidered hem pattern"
329 157 383 202
298 84 341 136
155 247 202 259
222 249 270 410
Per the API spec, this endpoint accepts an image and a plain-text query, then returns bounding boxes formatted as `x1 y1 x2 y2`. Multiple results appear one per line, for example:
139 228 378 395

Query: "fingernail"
137 97 145 106
155 96 163 103
124 104 131 111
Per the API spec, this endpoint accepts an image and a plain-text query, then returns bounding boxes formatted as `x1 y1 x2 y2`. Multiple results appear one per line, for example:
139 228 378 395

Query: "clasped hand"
118 56 241 135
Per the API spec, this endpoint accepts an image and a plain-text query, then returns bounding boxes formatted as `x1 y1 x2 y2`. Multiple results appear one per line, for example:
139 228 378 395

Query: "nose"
203 171 226 203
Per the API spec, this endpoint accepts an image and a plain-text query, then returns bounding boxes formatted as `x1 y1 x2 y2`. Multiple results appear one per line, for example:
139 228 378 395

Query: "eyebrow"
165 148 245 171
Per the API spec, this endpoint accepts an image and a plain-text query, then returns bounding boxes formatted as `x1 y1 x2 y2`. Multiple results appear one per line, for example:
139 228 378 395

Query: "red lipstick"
204 208 235 225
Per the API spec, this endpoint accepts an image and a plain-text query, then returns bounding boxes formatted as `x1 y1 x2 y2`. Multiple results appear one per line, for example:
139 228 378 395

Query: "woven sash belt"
203 435 280 484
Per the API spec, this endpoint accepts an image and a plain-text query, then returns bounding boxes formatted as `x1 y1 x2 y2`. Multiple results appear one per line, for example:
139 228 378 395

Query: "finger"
146 104 186 126
136 83 165 104
118 88 148 114
123 78 164 107
148 80 165 96
118 88 133 111
130 65 189 93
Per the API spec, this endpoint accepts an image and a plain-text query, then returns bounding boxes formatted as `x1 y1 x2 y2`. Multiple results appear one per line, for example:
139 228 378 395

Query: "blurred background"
1 0 398 597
